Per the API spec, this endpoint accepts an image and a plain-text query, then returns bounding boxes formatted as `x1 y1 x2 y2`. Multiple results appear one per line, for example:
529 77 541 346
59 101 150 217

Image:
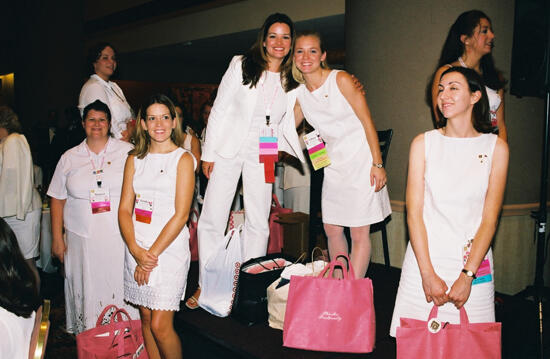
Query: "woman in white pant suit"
185 13 304 309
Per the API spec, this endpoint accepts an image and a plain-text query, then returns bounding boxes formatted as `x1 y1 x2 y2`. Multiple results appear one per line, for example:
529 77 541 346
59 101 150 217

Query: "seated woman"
390 67 508 336
0 217 41 359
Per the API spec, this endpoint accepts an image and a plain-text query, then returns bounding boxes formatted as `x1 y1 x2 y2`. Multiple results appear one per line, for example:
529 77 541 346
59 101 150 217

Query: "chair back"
29 299 50 359
377 129 393 165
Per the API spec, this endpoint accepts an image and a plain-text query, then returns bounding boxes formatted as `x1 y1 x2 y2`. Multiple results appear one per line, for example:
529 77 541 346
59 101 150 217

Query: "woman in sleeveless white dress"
293 33 391 278
390 67 508 337
119 94 195 358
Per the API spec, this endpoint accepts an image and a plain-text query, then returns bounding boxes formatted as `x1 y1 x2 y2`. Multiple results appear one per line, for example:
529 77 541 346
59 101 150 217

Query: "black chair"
371 129 393 268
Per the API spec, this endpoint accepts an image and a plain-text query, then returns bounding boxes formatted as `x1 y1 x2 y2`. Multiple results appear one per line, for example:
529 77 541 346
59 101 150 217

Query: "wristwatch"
372 163 383 168
461 269 477 279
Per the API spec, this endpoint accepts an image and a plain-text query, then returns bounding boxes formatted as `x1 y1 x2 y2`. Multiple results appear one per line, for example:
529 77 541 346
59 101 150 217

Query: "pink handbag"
268 194 291 254
282 254 375 353
188 208 199 261
396 305 501 359
76 305 148 359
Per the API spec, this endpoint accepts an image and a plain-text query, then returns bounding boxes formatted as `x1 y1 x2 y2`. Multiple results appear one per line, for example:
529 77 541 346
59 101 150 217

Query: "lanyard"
85 140 109 188
261 73 280 125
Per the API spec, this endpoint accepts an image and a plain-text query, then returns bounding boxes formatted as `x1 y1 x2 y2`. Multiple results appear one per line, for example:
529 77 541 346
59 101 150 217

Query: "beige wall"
345 0 545 204
88 0 345 53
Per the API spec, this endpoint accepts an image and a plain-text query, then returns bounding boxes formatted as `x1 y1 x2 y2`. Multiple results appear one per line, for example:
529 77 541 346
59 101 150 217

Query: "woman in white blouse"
0 106 42 287
48 100 138 334
79 42 134 141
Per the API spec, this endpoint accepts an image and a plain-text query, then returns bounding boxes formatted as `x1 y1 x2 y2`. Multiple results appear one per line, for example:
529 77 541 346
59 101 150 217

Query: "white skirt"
4 208 41 259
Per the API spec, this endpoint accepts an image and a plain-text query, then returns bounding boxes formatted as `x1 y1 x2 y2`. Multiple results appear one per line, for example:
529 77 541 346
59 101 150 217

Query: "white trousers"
197 150 272 287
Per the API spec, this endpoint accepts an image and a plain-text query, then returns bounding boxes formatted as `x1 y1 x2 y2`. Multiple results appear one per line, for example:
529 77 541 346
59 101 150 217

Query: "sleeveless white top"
390 129 498 336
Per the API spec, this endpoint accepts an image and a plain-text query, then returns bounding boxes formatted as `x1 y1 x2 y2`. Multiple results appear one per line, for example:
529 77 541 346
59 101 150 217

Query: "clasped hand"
132 246 158 286
422 272 472 309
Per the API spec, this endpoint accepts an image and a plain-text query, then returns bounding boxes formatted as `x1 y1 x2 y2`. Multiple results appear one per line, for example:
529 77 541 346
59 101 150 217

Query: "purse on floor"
396 305 501 359
76 305 148 359
231 253 294 326
282 254 376 353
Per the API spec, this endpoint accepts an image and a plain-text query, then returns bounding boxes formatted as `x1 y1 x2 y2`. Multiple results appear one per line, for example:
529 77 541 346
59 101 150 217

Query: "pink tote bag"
396 305 501 359
282 254 375 353
76 306 148 359
268 194 291 254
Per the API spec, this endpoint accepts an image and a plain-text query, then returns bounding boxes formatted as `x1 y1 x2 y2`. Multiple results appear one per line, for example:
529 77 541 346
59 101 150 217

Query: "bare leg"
151 310 182 359
26 258 40 292
139 307 161 359
324 223 348 278
349 225 371 278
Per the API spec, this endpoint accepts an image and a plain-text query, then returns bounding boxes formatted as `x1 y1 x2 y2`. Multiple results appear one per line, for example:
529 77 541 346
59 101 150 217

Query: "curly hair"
0 106 22 134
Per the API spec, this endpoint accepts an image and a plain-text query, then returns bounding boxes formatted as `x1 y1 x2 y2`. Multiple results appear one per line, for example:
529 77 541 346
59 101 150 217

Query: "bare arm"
495 89 507 142
50 197 66 263
189 134 202 172
407 134 449 306
448 138 509 308
336 71 386 191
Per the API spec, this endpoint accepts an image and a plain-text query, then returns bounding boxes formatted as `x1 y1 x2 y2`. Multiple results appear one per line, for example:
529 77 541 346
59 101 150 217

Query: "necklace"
458 56 468 68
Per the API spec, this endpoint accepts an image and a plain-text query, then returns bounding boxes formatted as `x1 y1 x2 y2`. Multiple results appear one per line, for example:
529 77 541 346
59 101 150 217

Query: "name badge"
90 188 111 214
135 194 154 224
259 124 278 163
462 239 492 285
303 130 331 170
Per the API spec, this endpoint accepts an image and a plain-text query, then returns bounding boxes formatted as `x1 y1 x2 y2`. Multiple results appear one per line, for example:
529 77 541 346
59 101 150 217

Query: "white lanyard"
85 140 109 188
261 73 280 125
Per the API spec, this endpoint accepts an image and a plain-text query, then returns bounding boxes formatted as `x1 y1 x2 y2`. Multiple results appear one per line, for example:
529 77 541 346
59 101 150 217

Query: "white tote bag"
198 225 244 317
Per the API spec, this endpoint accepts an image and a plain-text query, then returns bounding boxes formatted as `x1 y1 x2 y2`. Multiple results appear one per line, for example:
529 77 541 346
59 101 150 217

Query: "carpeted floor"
42 262 549 358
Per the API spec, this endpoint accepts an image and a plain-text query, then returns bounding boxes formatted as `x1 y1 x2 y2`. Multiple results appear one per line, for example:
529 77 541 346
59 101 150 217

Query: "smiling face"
83 109 110 139
293 35 326 75
263 22 292 64
141 103 176 143
437 72 481 120
93 46 117 81
463 18 495 56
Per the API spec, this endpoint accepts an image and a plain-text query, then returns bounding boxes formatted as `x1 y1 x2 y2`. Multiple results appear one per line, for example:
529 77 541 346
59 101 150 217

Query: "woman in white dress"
119 94 195 359
431 10 506 141
48 100 137 334
390 67 509 336
0 106 42 288
0 217 40 359
79 42 134 141
292 32 391 278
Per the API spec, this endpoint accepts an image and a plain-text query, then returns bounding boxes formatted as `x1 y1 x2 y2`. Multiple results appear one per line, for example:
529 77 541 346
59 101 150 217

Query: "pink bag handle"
272 193 282 208
190 208 199 224
318 253 356 279
95 305 123 327
427 305 470 326
108 308 140 357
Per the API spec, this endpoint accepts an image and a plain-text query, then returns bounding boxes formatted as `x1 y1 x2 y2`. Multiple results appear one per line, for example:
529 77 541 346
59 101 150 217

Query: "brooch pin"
478 154 488 163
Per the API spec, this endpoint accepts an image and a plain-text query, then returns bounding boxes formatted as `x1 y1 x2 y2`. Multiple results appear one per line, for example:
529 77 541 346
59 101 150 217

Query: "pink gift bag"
282 254 375 353
396 305 501 359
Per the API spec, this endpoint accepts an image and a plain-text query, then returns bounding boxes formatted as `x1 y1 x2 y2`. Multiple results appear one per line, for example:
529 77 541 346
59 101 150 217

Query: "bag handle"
108 308 140 357
95 305 123 327
189 208 199 224
427 305 470 326
318 253 356 279
225 224 243 249
272 193 282 208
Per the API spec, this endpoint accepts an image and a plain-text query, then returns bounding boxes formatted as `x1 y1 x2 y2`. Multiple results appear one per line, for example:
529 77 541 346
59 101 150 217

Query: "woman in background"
390 67 508 336
0 217 41 359
431 10 507 141
0 106 42 287
48 100 137 334
292 32 391 279
79 42 134 141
